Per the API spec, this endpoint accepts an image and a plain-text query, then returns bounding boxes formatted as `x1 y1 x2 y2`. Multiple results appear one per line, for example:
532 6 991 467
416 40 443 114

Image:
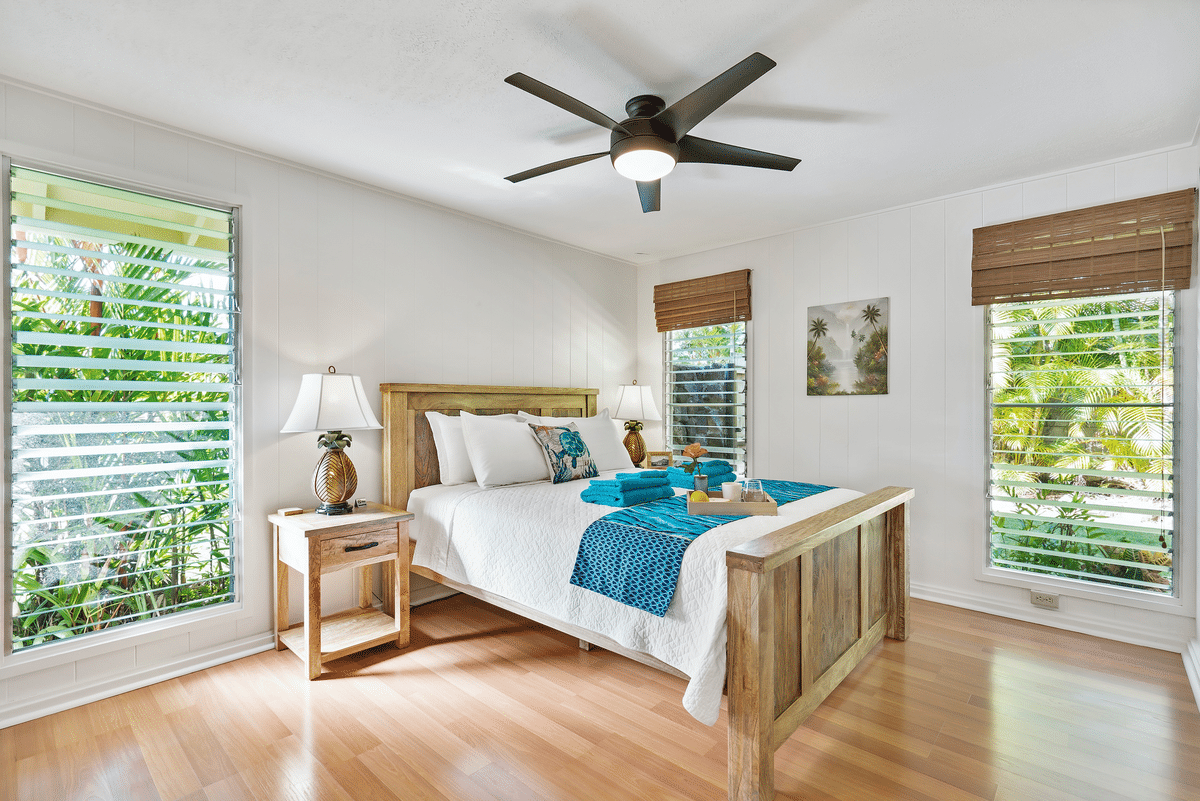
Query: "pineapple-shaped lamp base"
622 420 647 467
313 430 358 515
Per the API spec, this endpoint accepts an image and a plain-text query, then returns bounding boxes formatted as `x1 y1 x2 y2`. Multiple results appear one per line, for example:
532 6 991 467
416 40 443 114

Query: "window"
987 293 1175 593
654 268 751 474
973 189 1193 598
6 164 239 651
663 323 748 473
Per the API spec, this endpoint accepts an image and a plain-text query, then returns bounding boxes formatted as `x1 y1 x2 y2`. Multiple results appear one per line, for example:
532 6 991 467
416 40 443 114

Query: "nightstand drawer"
321 528 398 571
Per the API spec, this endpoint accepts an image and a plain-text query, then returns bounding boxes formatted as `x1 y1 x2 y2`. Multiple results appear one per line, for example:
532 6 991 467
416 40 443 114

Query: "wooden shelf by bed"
271 504 412 679
277 607 401 663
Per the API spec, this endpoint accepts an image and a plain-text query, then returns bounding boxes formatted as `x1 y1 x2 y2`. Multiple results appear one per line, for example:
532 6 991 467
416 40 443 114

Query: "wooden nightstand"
269 503 414 679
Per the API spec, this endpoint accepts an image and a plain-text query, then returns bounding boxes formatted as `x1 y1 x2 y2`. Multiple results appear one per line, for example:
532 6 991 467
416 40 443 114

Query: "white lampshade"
613 383 661 422
280 373 383 433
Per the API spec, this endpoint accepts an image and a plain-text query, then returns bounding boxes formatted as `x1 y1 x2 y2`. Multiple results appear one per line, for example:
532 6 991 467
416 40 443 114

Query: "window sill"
977 565 1190 616
0 599 246 676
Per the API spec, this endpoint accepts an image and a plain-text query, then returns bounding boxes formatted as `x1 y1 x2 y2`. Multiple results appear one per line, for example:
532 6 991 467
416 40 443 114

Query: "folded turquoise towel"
667 460 731 477
580 484 675 507
590 473 670 491
667 467 735 490
614 472 670 484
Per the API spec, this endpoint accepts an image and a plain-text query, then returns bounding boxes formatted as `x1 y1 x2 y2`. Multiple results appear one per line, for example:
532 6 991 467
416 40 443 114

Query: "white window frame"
979 290 1189 614
1 156 245 662
661 321 749 474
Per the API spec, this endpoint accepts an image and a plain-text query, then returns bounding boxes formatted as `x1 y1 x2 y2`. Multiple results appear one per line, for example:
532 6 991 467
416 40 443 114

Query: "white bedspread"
409 471 862 725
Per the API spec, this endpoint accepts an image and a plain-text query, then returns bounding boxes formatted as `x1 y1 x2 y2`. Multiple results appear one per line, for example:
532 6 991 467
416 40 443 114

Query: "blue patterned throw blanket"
569 480 834 616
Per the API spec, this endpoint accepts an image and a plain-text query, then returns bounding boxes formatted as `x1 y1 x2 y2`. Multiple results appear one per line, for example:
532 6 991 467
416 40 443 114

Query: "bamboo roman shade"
653 268 751 332
971 188 1196 305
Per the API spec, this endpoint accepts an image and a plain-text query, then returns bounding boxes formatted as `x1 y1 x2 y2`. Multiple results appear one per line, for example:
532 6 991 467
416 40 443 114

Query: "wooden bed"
380 383 913 801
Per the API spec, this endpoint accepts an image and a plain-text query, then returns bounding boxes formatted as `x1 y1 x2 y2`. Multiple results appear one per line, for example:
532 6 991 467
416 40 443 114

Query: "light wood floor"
3 597 1198 801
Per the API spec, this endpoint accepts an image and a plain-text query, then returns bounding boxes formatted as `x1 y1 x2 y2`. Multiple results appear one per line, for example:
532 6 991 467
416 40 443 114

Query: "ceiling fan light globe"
613 149 676 181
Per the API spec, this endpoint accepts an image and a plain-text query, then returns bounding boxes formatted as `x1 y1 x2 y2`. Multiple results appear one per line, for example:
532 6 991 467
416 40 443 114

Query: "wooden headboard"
379 383 598 509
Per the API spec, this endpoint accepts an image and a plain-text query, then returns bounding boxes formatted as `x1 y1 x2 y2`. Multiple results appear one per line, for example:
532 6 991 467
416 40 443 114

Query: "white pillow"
460 412 551 488
425 411 521 485
425 411 475 485
517 408 633 472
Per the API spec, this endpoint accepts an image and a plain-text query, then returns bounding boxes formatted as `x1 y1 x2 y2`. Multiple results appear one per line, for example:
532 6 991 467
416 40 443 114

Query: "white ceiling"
3 1 1199 263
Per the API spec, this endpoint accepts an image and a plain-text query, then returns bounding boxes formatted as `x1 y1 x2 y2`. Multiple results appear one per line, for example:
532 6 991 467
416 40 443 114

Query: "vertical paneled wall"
639 144 1200 652
0 79 637 725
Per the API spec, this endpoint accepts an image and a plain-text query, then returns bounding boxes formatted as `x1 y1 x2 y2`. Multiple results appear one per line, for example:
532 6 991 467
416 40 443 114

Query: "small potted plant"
681 443 709 492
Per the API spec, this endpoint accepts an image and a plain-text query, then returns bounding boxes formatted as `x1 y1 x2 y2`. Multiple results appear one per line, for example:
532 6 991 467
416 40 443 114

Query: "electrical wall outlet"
1030 590 1060 610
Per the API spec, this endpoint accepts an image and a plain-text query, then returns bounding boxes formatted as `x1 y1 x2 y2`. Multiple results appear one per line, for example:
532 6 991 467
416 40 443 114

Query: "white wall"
639 144 1200 655
0 78 637 726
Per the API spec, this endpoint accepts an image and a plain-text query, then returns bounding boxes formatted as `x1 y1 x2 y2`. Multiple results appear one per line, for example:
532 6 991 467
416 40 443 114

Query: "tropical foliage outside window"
7 165 239 651
663 322 747 474
987 291 1174 594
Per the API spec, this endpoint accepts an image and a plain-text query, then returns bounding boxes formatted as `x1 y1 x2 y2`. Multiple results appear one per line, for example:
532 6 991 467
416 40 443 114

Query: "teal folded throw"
589 472 671 492
580 484 675 507
667 460 731 478
666 462 735 490
614 472 670 483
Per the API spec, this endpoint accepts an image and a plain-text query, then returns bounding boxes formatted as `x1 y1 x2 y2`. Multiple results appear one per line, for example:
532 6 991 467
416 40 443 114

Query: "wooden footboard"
724 486 913 801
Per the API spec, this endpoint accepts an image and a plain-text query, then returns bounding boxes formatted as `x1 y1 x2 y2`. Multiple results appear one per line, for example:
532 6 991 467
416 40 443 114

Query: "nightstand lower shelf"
277 607 402 664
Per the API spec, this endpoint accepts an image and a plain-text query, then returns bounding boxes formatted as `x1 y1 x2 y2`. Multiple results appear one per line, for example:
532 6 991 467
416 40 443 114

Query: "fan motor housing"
610 132 680 167
610 109 679 163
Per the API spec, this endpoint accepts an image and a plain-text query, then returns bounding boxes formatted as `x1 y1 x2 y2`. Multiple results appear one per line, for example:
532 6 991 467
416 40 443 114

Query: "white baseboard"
1184 640 1200 713
911 582 1189 653
0 633 274 730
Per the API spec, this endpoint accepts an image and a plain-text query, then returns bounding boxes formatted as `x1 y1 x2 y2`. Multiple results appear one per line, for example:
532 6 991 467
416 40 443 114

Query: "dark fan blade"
657 53 776 139
505 152 609 183
505 73 630 135
636 180 660 213
677 135 800 171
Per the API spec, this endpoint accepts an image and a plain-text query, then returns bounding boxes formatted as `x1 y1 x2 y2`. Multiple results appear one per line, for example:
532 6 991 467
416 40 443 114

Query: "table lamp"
613 380 661 467
281 367 382 515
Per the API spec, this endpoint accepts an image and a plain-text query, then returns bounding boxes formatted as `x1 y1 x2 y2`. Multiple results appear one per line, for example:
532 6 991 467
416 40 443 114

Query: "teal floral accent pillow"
528 423 599 484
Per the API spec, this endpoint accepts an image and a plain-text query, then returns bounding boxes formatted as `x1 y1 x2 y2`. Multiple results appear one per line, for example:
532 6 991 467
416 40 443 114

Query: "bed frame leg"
885 501 910 641
727 567 775 801
578 639 594 651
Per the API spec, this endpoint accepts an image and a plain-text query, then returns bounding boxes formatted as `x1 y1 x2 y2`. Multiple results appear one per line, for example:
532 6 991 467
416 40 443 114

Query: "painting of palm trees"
807 297 889 395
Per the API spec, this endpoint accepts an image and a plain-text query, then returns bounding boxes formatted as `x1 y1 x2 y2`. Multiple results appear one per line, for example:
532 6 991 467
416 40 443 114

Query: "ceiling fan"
503 52 801 213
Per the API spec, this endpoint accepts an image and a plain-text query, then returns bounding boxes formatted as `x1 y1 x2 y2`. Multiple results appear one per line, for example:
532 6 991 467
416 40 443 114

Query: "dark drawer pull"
344 541 380 553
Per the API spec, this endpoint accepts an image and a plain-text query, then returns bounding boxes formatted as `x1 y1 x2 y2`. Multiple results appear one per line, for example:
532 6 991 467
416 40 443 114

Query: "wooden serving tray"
687 492 777 516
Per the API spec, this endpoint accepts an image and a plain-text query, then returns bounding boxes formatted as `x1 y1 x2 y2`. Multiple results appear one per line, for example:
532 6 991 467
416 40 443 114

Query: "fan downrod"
624 94 666 119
